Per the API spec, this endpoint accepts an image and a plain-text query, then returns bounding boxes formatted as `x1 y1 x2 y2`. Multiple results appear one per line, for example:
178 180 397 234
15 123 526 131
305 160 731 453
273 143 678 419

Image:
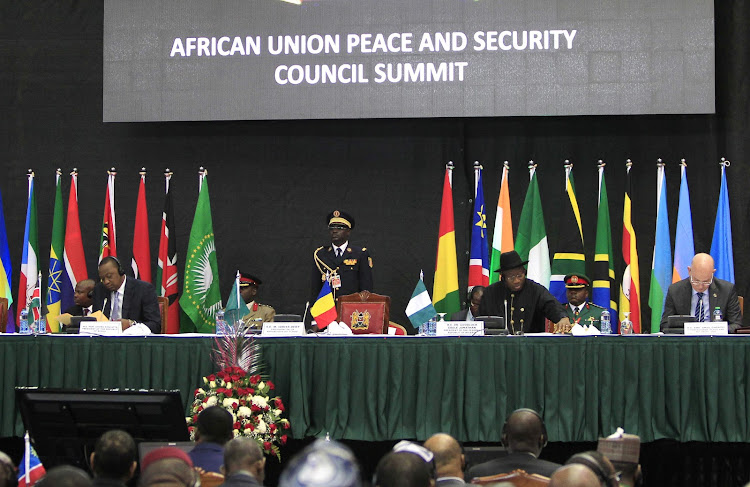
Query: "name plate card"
261 322 307 337
684 321 729 336
79 321 123 335
436 321 485 337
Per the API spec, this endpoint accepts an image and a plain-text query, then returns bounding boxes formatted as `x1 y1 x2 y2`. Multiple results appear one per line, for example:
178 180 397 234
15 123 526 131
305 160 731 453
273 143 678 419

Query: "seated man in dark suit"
423 433 466 486
92 256 161 334
450 286 484 321
64 279 96 316
465 409 560 480
189 406 234 474
660 253 742 332
220 437 266 487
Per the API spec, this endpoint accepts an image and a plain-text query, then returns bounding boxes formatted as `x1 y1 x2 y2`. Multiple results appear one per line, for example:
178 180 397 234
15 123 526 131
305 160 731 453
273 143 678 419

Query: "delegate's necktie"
83 308 89 317
336 248 342 259
111 291 121 320
696 292 704 322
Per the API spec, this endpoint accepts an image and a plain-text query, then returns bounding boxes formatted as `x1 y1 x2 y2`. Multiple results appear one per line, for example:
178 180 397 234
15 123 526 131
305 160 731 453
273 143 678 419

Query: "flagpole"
24 431 30 483
199 166 206 191
235 270 242 312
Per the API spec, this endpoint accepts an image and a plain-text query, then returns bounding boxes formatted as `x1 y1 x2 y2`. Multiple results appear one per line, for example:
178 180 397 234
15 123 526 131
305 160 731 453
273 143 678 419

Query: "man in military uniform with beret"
564 273 605 330
311 210 373 304
239 272 275 326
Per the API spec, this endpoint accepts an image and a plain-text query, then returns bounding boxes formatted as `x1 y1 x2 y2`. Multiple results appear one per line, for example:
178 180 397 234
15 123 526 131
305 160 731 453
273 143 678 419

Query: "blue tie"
695 292 704 322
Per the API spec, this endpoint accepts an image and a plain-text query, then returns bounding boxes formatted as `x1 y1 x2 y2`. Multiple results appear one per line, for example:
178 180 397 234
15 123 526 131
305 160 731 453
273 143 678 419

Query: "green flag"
179 174 222 333
225 271 245 326
592 163 617 315
514 164 550 287
46 170 65 332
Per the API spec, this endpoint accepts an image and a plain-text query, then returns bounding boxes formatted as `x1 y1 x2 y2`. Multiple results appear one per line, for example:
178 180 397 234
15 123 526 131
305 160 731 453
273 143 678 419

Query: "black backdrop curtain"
1 1 748 329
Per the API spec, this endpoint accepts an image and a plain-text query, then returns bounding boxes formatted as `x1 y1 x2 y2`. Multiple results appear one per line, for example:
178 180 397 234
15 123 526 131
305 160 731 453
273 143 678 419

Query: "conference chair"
199 471 224 487
275 314 302 322
388 321 407 335
336 291 390 334
471 469 550 486
0 297 7 331
157 296 169 333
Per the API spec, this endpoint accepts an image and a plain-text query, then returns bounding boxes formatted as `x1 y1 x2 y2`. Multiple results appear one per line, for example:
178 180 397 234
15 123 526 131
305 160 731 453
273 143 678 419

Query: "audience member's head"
467 286 485 317
423 433 464 480
36 465 93 487
139 447 197 487
0 452 16 487
597 430 642 487
222 437 265 483
562 451 619 487
375 441 436 487
90 429 137 482
502 409 547 457
549 464 602 487
279 439 361 487
195 405 234 445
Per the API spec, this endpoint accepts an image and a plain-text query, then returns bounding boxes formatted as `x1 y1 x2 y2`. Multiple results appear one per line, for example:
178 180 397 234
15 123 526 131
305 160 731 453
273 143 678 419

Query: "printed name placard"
684 322 729 336
436 321 484 337
79 321 123 335
261 322 307 337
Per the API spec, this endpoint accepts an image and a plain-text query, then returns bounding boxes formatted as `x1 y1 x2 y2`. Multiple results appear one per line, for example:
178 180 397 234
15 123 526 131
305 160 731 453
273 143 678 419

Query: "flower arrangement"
186 321 290 459
187 365 290 459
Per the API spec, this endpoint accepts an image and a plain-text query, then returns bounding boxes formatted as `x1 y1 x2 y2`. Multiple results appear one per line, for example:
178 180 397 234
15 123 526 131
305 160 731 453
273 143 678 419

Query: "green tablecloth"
2 334 749 443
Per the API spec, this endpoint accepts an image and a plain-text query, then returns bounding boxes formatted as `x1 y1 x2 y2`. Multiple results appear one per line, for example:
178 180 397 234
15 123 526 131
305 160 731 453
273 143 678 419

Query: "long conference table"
2 333 750 444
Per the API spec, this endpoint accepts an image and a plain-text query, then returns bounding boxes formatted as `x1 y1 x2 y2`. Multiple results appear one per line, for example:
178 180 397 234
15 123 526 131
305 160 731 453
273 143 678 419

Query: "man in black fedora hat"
477 251 570 334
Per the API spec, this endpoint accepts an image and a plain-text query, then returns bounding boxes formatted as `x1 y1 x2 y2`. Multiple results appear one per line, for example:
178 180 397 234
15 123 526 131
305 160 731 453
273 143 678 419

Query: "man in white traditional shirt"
93 256 161 334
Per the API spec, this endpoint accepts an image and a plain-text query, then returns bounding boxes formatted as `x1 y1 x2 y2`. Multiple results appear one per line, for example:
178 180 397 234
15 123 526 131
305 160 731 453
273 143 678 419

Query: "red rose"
263 441 272 451
269 423 277 433
208 374 216 381
188 426 195 433
202 397 209 403
275 399 285 411
251 404 261 412
192 415 198 422
239 399 246 406
234 421 241 430
248 388 255 395
249 424 255 431
283 421 291 429
249 375 261 385
231 374 240 382
281 435 288 445
226 390 233 398
266 380 275 390
232 402 239 410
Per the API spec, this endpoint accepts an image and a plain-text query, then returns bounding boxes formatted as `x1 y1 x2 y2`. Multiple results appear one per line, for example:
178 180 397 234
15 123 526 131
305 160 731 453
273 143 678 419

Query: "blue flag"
0 187 14 332
468 164 489 287
710 163 734 282
673 163 694 282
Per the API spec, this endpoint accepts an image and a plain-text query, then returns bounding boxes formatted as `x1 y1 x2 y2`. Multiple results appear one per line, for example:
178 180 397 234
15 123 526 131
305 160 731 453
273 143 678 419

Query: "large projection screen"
103 0 715 122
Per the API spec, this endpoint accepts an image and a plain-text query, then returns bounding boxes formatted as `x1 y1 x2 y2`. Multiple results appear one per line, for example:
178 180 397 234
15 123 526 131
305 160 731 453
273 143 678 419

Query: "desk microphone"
302 301 310 323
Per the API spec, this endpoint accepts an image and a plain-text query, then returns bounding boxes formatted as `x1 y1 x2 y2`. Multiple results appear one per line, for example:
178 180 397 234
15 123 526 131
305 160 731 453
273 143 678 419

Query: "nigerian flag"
180 172 222 333
515 164 550 287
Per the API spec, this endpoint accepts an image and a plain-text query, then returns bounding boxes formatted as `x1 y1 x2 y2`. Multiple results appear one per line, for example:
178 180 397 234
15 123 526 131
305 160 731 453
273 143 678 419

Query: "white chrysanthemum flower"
223 398 239 409
205 396 218 407
252 396 268 408
238 406 253 418
256 419 267 434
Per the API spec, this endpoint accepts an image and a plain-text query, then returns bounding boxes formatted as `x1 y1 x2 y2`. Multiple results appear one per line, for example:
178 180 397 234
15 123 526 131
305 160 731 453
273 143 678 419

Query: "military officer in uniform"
311 210 373 304
239 272 275 326
564 273 605 330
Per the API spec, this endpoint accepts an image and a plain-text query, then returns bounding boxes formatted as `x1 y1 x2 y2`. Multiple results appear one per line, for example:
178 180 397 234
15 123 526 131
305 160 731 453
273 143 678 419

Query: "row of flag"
407 159 735 333
0 167 223 334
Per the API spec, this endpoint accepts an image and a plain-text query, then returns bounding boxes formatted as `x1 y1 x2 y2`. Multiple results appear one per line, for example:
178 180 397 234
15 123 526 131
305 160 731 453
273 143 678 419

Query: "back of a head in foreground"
549 464 602 487
375 451 434 487
92 429 137 480
0 451 15 487
140 447 197 487
36 465 93 487
223 437 265 480
279 439 361 487
195 405 234 445
504 409 546 455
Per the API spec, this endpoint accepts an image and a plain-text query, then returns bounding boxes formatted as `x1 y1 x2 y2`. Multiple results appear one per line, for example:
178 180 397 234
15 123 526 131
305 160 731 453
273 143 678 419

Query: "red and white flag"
156 169 180 333
63 170 88 307
98 168 117 262
132 169 151 282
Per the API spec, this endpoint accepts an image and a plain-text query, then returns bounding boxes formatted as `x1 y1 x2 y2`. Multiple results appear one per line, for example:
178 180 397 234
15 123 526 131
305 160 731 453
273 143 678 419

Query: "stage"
3 333 750 445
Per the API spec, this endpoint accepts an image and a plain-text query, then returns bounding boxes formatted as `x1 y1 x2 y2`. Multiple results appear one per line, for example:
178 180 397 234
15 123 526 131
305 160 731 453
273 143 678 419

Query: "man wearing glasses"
660 253 742 332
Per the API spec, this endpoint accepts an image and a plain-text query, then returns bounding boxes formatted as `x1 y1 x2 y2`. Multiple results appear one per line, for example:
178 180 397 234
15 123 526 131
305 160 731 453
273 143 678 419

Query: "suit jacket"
465 452 560 480
189 442 224 474
311 243 373 301
220 472 263 487
477 279 566 333
92 277 162 334
63 304 91 316
660 277 742 332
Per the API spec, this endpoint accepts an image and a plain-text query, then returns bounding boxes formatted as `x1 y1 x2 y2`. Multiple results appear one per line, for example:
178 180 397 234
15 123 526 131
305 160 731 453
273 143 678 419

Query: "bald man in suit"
660 253 742 332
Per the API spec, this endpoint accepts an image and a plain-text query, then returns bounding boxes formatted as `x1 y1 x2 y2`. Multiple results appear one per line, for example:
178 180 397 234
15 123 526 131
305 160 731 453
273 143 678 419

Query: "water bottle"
712 307 723 322
600 309 611 334
427 316 437 336
215 309 229 335
37 314 46 334
19 309 31 334
620 312 633 335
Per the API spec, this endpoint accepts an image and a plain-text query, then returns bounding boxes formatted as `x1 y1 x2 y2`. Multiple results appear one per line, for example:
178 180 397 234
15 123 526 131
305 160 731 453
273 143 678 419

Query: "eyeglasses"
690 275 713 286
503 272 526 282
